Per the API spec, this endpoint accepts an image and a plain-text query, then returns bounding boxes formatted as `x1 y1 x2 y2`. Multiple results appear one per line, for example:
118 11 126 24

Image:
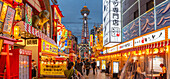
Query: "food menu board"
102 60 106 70
40 63 67 75
97 61 100 67
113 62 119 73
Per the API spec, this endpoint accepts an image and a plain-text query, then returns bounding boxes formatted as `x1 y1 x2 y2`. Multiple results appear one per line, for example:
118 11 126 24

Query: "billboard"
102 60 106 70
103 0 121 47
90 34 93 47
25 4 32 26
113 62 119 73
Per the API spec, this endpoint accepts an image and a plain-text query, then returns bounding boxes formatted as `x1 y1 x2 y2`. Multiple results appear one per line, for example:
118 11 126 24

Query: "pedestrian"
134 60 140 79
127 59 134 78
159 63 167 79
83 59 86 72
32 60 37 79
85 59 91 76
64 62 79 79
75 58 83 75
91 59 97 75
81 59 85 74
106 61 111 75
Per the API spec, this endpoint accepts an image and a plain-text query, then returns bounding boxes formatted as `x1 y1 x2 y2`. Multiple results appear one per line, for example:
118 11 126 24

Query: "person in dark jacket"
91 59 97 75
75 58 83 75
85 59 91 76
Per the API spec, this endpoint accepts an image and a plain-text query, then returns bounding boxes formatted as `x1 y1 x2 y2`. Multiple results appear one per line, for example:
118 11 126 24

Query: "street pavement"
40 69 111 79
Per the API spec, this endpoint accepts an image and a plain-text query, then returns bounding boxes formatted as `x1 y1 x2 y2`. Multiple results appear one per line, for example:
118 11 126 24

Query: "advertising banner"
25 4 32 26
40 64 66 75
67 40 72 48
41 40 58 54
118 40 133 51
0 39 4 53
102 60 106 70
97 61 100 67
90 34 93 47
134 30 165 46
0 1 4 32
108 46 117 53
47 23 50 37
3 6 15 34
103 0 121 46
113 62 119 73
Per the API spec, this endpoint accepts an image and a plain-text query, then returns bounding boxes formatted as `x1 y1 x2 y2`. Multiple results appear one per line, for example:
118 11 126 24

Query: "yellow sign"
0 39 4 52
40 64 66 75
67 40 72 48
41 40 58 54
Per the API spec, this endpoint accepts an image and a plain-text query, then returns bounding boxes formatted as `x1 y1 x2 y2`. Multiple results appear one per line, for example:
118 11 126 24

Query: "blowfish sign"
41 40 58 54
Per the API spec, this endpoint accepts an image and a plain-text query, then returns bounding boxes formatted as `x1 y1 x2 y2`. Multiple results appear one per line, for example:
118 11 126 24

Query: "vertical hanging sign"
90 34 93 47
103 0 121 47
3 6 15 34
25 4 32 26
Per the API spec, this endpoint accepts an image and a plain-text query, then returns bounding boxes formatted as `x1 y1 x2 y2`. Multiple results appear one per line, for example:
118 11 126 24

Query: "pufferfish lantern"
32 10 49 30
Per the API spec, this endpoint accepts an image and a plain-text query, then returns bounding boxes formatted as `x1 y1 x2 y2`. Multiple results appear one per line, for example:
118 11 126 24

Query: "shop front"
39 39 66 77
99 27 170 78
10 49 32 79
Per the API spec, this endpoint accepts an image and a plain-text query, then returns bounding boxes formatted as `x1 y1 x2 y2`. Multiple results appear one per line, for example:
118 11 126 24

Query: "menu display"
102 60 106 70
40 64 66 75
113 62 119 73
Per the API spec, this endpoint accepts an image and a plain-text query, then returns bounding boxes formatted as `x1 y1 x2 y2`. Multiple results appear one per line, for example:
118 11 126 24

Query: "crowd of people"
64 58 98 79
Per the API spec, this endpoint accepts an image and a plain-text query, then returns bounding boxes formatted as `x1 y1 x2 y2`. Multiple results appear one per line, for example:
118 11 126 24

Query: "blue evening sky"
51 0 103 44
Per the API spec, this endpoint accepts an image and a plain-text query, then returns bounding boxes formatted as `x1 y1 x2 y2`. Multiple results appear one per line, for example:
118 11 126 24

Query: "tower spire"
81 6 90 44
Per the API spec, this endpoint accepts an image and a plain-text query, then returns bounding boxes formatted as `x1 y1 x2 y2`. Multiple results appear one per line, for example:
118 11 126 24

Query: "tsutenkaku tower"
81 6 90 44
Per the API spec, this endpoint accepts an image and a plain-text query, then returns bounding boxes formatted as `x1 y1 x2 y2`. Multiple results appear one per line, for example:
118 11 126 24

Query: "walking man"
85 59 91 76
91 59 97 75
75 58 83 75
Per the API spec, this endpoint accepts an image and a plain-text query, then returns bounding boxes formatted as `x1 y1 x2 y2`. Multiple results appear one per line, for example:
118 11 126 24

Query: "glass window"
146 0 154 11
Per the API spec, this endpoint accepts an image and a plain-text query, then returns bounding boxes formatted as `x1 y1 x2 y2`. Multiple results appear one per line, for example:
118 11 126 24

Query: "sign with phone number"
41 39 58 54
40 64 66 75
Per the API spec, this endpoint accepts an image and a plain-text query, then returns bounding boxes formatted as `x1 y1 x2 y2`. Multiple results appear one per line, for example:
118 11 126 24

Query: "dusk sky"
53 0 103 44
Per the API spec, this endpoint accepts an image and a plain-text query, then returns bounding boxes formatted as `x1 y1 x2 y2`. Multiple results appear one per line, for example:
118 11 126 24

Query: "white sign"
113 62 119 73
118 40 133 51
134 30 165 46
97 61 100 67
103 49 107 54
103 0 121 46
168 28 170 39
108 46 117 53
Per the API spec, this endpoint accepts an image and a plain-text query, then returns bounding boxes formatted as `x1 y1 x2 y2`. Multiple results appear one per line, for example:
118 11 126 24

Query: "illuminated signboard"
108 46 117 53
118 40 133 51
134 30 165 46
102 60 106 70
90 34 93 47
47 23 50 37
168 28 170 39
113 62 119 73
25 4 32 26
41 40 58 54
3 6 15 34
97 61 100 67
0 1 3 31
103 0 121 47
0 39 3 53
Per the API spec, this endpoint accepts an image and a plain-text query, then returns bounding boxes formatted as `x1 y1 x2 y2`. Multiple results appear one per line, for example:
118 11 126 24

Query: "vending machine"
10 49 32 79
